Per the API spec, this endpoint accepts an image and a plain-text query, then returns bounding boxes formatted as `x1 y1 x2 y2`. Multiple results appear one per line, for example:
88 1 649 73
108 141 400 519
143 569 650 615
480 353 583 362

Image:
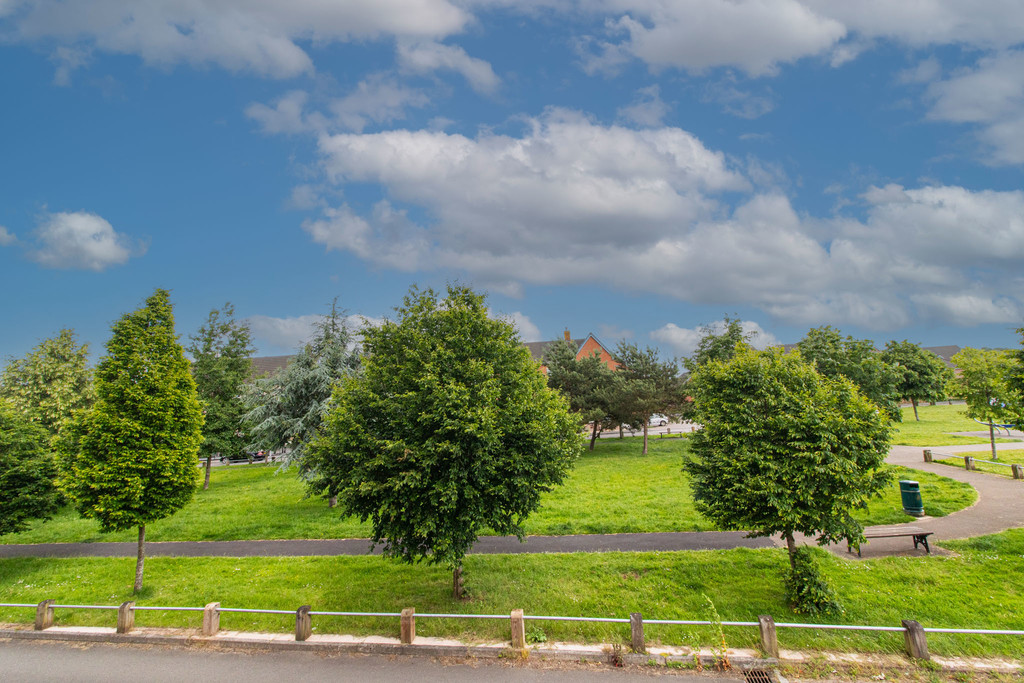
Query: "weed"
525 626 547 644
702 594 731 671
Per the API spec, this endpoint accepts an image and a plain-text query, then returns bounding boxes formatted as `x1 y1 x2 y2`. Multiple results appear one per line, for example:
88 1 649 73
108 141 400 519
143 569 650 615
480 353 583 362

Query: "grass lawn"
891 404 1019 447
936 449 1024 478
1 529 1022 657
4 438 975 543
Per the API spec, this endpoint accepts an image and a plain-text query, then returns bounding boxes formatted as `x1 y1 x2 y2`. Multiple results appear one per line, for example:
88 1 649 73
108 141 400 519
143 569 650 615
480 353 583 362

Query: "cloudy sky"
2 0 1023 361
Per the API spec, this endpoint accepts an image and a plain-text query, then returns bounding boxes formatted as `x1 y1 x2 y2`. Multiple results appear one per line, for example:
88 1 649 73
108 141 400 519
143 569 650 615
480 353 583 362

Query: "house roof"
250 355 292 378
524 338 585 363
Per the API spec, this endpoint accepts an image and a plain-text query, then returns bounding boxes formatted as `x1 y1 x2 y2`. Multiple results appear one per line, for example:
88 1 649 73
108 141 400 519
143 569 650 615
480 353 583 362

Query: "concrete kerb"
0 624 779 670
3 625 1021 675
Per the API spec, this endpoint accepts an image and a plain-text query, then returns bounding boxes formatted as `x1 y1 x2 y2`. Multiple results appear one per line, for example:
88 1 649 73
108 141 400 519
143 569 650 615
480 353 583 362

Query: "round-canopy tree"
306 285 582 597
58 289 203 592
685 345 893 568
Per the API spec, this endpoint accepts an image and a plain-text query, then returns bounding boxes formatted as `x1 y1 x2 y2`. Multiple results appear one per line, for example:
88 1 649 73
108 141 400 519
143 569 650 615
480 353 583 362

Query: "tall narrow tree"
187 303 255 489
58 290 203 592
242 301 360 505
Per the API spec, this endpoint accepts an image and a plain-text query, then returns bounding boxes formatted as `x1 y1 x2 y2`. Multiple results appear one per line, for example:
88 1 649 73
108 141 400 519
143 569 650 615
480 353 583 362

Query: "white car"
648 414 668 426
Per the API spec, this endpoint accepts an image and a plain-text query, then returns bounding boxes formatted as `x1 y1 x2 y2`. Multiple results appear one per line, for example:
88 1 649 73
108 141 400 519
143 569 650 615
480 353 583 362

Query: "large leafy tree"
880 340 953 421
685 346 893 569
187 303 255 489
57 290 203 592
242 302 360 502
796 325 902 421
612 342 683 455
950 347 1017 460
1010 328 1024 427
1 328 94 438
0 399 61 535
306 285 582 598
544 339 618 450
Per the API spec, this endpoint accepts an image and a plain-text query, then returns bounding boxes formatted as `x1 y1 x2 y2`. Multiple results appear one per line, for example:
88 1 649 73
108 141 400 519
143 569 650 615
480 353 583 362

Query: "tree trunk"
589 422 599 451
642 422 649 455
134 525 146 593
911 399 919 422
990 423 998 460
203 456 212 490
328 495 338 508
784 532 797 570
452 564 464 600
618 425 624 439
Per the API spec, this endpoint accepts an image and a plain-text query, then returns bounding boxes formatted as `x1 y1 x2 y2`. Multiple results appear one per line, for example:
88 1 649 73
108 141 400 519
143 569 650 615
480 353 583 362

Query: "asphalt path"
0 639 741 682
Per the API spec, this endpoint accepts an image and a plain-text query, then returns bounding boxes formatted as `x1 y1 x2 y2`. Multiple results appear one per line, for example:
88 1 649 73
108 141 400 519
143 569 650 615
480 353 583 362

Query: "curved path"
1 442 1020 561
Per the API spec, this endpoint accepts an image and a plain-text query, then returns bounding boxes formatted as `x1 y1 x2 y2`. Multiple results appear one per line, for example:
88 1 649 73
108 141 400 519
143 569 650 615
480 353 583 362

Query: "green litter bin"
899 480 924 517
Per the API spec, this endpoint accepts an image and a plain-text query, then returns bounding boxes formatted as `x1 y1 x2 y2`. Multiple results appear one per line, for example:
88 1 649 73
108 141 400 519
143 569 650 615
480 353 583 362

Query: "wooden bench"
848 525 933 557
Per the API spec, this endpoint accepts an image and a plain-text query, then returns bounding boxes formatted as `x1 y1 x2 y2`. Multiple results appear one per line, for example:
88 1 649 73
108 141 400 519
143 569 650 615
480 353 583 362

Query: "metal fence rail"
2 600 1021 662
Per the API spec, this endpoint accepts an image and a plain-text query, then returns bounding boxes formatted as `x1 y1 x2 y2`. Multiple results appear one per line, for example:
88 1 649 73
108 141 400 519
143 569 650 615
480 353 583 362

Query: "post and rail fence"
923 449 1024 479
4 599 1022 663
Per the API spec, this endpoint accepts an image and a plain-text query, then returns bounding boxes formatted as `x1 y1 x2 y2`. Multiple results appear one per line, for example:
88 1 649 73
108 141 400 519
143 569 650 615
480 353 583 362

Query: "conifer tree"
58 289 203 592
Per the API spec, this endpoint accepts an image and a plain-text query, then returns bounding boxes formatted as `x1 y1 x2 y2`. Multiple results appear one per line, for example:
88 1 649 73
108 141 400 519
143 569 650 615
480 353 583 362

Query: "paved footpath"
1 441 1020 561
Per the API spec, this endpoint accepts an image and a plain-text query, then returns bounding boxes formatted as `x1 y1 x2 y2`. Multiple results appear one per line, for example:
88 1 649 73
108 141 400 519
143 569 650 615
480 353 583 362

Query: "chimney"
564 329 571 341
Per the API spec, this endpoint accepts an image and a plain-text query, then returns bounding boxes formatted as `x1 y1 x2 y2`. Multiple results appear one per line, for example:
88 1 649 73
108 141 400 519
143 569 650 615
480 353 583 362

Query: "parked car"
222 451 266 464
648 414 668 426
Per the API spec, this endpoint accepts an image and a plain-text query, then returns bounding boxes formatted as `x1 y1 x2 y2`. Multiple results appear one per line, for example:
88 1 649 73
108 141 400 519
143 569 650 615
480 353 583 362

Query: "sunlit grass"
891 403 1019 447
2 529 1022 657
936 449 1024 477
5 437 975 543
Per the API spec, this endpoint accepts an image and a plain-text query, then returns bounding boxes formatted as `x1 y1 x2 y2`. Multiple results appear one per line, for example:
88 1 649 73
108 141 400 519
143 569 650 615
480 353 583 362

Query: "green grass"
2 530 1022 657
936 449 1024 478
4 438 975 543
891 404 1019 447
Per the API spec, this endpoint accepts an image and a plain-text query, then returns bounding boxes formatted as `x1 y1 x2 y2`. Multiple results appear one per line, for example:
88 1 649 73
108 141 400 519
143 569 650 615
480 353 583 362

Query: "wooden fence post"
1011 464 1024 480
34 599 55 631
400 608 416 644
902 619 929 661
923 449 932 463
510 609 526 650
202 602 220 636
630 612 646 653
295 605 311 641
758 615 779 658
964 456 975 471
116 601 135 634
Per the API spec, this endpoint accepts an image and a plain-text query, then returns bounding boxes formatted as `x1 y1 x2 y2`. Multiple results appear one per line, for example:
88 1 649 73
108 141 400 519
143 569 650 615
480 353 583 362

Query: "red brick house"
524 330 618 375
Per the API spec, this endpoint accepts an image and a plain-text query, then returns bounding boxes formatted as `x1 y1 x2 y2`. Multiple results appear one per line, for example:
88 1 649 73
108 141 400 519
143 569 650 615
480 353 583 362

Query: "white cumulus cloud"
397 40 500 94
651 319 779 358
0 225 16 246
29 210 144 271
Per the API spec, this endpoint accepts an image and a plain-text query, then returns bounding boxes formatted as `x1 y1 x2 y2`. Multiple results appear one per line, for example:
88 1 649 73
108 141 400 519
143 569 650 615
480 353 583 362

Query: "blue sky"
2 1 1023 362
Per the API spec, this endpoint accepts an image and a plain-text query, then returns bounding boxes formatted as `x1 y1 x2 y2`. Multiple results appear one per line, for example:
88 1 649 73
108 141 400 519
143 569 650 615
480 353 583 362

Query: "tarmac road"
0 639 743 682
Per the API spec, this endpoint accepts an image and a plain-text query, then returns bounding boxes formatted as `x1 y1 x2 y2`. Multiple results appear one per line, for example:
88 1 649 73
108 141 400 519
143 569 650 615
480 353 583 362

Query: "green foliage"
1009 327 1024 425
57 289 203 533
880 341 953 421
612 342 683 454
306 284 583 574
187 303 254 460
702 594 731 670
682 316 751 373
0 328 94 437
242 301 360 469
784 547 843 615
544 339 620 449
949 348 1019 459
797 325 902 421
0 399 60 535
685 346 894 556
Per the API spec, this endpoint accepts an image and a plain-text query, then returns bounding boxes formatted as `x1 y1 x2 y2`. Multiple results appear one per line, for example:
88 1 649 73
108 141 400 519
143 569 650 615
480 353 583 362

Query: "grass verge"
892 404 1020 447
4 439 975 543
936 449 1024 478
1 530 1022 657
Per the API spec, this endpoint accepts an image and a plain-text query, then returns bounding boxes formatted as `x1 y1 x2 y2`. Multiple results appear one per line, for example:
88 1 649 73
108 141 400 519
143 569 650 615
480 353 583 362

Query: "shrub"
785 547 843 615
